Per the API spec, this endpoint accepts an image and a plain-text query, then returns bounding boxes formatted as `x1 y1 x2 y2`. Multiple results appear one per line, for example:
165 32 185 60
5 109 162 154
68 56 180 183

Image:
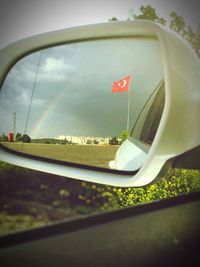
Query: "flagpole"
126 75 132 133
112 75 132 133
126 90 131 132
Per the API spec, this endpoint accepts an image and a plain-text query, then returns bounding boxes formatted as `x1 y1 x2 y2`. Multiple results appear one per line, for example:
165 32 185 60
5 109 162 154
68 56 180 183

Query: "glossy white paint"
109 139 147 171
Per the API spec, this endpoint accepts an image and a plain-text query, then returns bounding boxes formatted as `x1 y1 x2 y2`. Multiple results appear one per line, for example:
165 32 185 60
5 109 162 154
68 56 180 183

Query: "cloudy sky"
0 38 163 138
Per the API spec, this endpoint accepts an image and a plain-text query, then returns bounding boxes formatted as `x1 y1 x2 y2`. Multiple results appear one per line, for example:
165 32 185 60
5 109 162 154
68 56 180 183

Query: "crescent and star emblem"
118 79 127 88
112 75 131 92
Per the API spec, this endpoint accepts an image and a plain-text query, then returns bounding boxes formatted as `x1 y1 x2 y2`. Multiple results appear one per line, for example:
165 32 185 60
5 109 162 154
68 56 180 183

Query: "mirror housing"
0 20 199 187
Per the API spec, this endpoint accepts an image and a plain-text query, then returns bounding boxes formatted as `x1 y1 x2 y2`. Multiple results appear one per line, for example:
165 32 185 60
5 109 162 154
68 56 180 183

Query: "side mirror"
0 21 199 187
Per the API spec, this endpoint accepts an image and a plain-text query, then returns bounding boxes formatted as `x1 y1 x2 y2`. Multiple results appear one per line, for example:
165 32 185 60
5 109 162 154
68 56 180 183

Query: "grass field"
2 142 119 168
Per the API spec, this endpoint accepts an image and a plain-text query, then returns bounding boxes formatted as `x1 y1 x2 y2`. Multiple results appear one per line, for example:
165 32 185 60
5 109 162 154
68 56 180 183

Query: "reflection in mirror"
0 38 164 171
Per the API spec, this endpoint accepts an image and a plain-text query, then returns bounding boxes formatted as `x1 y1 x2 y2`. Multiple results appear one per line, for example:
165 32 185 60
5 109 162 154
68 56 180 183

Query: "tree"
184 25 195 45
170 11 186 36
134 6 199 58
16 133 22 142
109 17 118 22
21 134 31 143
109 5 199 57
1 133 8 141
134 5 166 26
169 12 199 58
86 139 92 145
109 137 118 145
120 130 129 143
193 24 200 57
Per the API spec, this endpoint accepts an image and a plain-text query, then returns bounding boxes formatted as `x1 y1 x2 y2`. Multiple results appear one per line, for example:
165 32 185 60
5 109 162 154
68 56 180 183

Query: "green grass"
2 142 119 168
0 145 199 235
0 160 200 235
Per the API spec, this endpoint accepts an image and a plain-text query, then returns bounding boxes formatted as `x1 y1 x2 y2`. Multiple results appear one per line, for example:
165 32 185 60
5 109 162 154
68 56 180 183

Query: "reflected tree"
22 134 31 143
16 133 22 142
120 130 129 143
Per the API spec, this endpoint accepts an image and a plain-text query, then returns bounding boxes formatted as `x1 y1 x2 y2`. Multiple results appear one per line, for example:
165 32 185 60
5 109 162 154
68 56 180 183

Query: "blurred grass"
0 160 200 235
0 212 48 235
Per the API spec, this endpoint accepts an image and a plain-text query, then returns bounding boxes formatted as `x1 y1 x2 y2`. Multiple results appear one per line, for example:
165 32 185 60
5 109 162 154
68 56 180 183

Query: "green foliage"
0 161 200 234
120 130 129 143
117 169 200 207
168 12 200 57
109 6 200 57
79 168 200 211
109 17 118 21
0 133 8 141
170 11 186 35
16 133 22 141
78 182 121 212
1 161 199 213
109 136 118 145
134 6 200 58
134 5 166 26
21 134 31 143
193 24 200 57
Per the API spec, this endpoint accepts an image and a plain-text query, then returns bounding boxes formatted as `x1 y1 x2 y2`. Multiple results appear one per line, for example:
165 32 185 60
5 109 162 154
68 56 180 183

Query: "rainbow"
30 90 65 138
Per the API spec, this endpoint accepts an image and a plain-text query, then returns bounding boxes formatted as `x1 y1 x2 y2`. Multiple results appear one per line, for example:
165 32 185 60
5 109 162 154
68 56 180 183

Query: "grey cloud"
1 38 164 138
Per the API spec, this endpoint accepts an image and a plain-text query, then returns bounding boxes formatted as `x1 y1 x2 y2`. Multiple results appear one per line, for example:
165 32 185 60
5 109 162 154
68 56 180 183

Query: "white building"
56 135 110 145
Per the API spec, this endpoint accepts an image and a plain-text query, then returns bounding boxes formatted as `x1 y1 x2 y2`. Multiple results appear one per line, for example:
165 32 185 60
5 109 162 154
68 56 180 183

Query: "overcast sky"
0 0 199 49
0 38 163 138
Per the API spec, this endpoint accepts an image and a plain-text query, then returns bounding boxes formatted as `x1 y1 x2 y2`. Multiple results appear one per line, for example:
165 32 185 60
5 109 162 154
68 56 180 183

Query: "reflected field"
3 143 119 168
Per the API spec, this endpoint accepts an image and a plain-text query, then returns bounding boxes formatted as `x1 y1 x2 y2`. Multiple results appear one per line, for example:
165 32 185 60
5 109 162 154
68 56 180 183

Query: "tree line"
0 133 31 143
110 5 200 57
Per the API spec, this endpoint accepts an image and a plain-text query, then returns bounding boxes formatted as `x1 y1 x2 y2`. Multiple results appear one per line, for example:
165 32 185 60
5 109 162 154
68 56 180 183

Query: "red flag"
112 75 131 93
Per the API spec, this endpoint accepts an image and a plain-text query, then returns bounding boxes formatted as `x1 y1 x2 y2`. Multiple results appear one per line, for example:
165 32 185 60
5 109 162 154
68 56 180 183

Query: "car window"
130 80 165 148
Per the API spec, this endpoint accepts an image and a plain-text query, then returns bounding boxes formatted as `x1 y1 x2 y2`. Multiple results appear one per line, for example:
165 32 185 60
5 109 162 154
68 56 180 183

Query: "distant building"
56 135 110 145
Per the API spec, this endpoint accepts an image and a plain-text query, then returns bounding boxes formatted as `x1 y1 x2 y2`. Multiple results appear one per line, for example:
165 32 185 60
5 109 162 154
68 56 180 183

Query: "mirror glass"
0 38 164 171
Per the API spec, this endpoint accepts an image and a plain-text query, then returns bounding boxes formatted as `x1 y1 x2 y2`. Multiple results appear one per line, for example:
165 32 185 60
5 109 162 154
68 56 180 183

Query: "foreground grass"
0 213 48 235
0 160 200 235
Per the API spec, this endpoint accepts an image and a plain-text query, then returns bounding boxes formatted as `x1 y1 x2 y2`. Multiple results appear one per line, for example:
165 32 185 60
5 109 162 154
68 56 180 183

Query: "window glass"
130 80 165 146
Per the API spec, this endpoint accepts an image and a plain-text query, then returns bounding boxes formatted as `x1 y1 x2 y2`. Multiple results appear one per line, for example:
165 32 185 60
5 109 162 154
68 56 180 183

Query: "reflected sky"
0 38 164 139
